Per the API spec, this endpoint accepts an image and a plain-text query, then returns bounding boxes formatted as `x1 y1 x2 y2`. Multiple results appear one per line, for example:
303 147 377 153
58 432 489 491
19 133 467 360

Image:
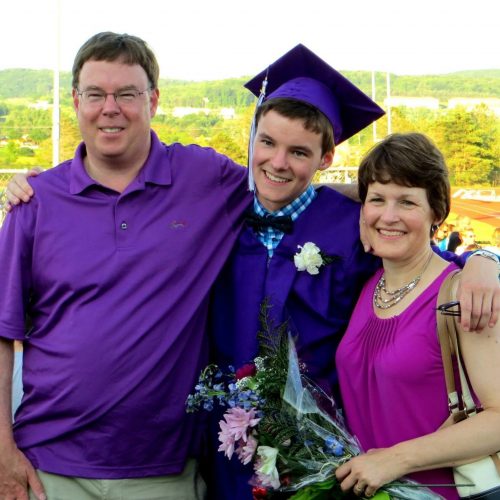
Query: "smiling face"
73 58 159 170
252 110 333 212
362 181 439 263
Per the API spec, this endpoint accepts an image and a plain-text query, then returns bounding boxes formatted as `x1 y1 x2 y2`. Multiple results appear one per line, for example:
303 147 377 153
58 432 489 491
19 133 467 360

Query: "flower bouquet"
187 303 442 499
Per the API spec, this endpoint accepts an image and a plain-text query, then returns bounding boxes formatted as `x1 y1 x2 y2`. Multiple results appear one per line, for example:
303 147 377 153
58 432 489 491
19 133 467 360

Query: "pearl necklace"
374 252 434 309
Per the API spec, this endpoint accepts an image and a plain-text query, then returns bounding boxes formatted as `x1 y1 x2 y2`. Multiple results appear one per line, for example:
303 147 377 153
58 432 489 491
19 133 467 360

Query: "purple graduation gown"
206 187 379 499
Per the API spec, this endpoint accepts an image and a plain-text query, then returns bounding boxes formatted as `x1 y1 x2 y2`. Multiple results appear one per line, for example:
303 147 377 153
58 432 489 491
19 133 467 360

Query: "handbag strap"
436 270 476 419
436 270 460 417
436 271 500 476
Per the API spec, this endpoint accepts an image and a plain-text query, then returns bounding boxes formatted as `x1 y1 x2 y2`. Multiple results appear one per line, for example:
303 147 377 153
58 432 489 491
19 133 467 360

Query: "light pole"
386 71 392 135
371 70 377 143
52 0 61 168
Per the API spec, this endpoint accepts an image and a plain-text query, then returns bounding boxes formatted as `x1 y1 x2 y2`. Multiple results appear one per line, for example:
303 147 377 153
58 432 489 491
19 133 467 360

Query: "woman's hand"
336 448 408 498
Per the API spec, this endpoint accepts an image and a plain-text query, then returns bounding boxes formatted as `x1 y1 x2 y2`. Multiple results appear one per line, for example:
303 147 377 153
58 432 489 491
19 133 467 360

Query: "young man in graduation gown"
206 44 500 500
207 44 384 500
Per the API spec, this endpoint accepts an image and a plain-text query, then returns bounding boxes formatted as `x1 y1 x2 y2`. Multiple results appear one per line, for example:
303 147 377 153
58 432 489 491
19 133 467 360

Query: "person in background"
336 133 500 500
11 341 23 421
484 227 500 254
447 229 462 253
456 226 480 254
435 222 450 251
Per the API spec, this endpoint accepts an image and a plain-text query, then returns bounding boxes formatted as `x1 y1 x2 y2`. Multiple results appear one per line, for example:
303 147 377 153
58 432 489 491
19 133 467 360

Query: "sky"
1 0 499 80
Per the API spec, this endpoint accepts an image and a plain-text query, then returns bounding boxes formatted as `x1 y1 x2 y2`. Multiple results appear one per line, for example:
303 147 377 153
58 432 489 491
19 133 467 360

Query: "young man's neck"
254 184 316 215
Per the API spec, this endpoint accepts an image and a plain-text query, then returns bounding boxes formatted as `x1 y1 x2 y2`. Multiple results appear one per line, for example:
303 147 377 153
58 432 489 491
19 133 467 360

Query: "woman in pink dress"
335 133 500 499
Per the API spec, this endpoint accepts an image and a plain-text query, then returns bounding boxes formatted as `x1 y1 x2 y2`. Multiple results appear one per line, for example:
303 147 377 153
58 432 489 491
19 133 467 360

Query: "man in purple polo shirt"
0 32 251 500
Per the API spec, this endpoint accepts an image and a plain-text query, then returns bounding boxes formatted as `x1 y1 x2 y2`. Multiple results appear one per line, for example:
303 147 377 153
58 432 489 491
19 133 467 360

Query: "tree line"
1 68 500 102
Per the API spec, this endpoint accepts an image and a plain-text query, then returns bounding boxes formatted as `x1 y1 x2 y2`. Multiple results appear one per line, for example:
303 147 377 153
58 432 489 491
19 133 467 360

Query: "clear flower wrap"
187 304 444 499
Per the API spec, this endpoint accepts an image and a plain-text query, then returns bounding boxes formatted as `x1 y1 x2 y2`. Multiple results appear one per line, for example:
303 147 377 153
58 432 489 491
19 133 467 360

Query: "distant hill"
0 69 71 100
445 69 500 78
0 68 499 104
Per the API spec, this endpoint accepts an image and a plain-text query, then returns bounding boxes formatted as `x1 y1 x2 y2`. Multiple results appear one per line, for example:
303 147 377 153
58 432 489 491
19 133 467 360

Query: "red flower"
281 475 291 487
236 363 256 380
252 486 268 499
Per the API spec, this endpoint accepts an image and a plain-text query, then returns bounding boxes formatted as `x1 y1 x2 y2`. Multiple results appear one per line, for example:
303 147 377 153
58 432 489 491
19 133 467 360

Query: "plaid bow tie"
244 211 293 234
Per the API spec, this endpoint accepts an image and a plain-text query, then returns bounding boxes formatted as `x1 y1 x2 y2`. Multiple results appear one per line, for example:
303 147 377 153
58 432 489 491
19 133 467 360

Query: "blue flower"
203 400 214 411
324 436 344 456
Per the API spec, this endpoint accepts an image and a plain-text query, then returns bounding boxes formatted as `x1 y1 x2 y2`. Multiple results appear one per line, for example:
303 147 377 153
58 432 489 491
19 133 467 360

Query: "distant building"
172 107 210 118
155 105 167 116
171 107 236 119
318 166 358 184
384 96 439 109
447 98 500 116
28 101 51 110
219 108 235 119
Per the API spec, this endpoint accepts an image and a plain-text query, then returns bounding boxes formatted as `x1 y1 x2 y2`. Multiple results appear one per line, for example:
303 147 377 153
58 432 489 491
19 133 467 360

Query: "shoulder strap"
446 303 477 417
436 271 461 417
437 271 500 475
436 270 477 419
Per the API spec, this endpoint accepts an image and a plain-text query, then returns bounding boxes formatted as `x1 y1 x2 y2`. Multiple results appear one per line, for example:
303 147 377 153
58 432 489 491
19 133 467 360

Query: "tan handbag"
436 271 500 499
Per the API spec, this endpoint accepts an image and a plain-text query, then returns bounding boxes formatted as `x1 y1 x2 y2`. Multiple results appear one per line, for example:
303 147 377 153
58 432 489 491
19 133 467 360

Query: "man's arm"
0 338 45 500
458 250 500 331
7 174 499 332
316 182 360 202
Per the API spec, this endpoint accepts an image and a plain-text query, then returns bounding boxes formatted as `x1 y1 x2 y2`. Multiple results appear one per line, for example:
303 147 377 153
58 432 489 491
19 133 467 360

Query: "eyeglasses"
77 88 152 106
436 301 461 317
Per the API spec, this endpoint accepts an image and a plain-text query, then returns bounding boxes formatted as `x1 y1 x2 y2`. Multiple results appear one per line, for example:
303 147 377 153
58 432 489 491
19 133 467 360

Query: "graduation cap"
245 44 385 189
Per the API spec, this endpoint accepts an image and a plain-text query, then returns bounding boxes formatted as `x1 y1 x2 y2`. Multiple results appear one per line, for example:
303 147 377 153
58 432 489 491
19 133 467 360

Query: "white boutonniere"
293 242 339 276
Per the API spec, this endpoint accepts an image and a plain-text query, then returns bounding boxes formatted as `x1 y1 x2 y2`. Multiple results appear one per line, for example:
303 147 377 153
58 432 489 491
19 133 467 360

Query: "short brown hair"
255 98 335 155
72 32 159 90
358 133 450 224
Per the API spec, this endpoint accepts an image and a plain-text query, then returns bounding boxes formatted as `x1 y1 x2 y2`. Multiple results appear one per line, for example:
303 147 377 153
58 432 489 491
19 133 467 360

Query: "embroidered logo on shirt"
170 220 187 229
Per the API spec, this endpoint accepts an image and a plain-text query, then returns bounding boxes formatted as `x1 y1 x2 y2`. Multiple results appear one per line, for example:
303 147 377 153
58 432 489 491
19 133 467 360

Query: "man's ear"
72 88 80 112
149 88 160 118
319 150 334 171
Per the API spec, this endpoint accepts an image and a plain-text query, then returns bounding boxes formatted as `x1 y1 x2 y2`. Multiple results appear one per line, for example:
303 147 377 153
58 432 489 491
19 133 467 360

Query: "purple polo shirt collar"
69 130 171 194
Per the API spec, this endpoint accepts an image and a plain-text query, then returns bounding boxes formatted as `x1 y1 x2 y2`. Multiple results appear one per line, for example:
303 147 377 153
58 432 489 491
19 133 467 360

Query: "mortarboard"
245 44 385 190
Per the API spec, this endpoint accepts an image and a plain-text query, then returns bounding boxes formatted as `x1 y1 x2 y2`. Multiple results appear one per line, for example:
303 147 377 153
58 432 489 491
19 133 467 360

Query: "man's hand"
457 255 500 332
5 168 41 211
0 444 45 500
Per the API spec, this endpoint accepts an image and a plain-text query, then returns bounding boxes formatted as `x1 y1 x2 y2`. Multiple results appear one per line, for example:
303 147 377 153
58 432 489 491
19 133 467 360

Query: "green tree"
0 142 18 165
440 106 496 185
